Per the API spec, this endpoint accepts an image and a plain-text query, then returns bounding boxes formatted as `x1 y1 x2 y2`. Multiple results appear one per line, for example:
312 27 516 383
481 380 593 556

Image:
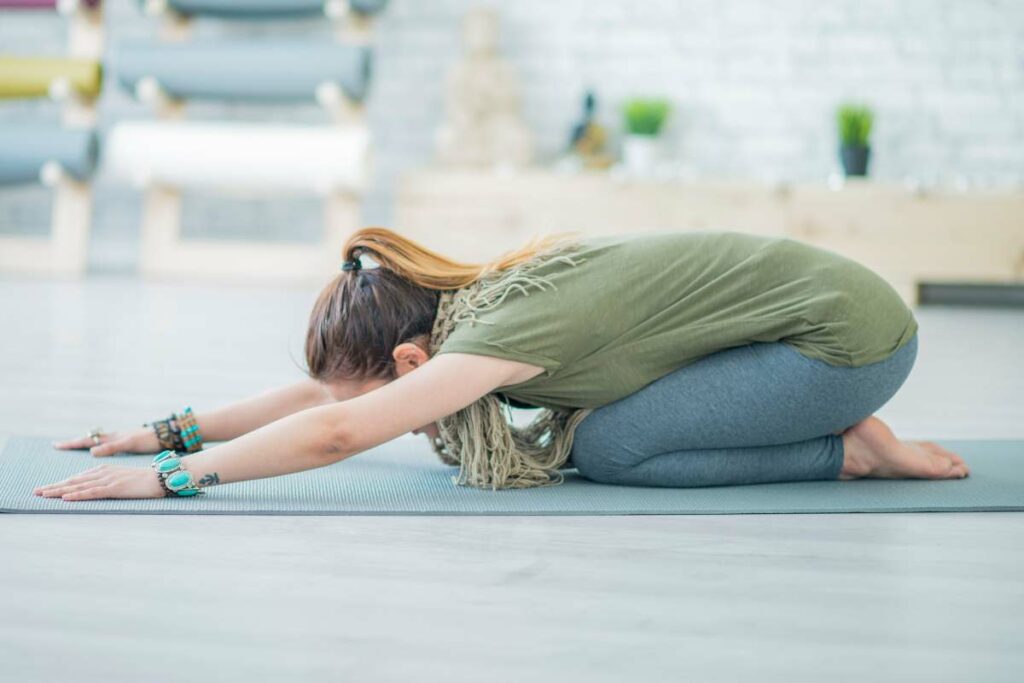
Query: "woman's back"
435 230 918 410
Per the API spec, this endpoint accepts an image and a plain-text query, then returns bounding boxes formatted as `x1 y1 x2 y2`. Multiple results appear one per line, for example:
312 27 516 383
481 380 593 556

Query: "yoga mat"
111 41 372 103
2 436 1021 515
0 56 102 99
0 125 98 184
105 120 370 193
138 0 388 19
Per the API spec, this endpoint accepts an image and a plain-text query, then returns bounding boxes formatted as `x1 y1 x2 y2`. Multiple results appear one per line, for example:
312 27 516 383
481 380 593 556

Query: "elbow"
319 419 357 466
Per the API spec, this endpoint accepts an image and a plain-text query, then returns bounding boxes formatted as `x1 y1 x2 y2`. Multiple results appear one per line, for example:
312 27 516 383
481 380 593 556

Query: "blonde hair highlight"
342 226 586 291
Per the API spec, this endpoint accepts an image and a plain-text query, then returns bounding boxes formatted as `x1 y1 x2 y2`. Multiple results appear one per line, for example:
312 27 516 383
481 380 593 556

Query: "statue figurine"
568 90 613 169
435 7 534 168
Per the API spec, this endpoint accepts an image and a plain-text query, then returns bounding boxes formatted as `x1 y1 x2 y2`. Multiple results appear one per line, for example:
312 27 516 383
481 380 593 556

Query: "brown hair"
304 227 581 383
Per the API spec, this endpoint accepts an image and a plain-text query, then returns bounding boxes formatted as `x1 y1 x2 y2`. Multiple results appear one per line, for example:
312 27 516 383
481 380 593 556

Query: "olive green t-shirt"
435 231 919 411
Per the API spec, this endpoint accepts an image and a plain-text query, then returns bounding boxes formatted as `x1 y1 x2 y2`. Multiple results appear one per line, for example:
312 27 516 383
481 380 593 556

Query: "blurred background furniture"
0 0 102 275
0 1 1021 298
107 0 387 282
396 170 1024 306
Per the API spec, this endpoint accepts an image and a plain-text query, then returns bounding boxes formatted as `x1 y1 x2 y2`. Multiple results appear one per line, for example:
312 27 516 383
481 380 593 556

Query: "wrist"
183 453 222 489
151 451 205 497
152 466 173 497
145 406 205 454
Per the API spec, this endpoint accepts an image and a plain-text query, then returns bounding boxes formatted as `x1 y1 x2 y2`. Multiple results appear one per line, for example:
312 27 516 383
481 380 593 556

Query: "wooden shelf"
396 168 1024 305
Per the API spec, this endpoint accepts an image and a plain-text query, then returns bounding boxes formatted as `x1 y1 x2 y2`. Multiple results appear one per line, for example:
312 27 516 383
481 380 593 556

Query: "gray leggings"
568 332 919 487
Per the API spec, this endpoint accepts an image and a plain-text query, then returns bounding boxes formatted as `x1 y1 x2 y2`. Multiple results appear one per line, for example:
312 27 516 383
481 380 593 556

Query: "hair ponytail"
306 226 584 383
343 226 584 291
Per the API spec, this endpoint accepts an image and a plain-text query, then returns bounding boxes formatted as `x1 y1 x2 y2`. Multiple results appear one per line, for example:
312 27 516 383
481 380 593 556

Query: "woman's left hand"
33 464 165 501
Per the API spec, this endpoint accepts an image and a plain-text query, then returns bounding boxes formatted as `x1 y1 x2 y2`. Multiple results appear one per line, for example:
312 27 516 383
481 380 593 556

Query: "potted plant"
836 102 874 177
621 97 671 176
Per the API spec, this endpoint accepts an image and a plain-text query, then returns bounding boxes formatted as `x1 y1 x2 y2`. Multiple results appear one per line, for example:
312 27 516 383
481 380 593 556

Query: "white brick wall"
1 0 1022 267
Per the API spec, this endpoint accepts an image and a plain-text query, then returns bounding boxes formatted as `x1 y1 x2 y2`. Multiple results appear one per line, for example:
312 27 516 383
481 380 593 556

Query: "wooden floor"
1 274 1022 682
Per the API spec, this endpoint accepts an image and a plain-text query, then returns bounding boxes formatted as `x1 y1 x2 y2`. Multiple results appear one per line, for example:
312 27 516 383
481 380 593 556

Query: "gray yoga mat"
1 436 1022 515
111 41 373 103
0 126 98 185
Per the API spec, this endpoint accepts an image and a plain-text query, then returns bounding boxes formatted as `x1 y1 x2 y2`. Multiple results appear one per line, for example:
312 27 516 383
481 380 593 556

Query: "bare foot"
838 416 970 481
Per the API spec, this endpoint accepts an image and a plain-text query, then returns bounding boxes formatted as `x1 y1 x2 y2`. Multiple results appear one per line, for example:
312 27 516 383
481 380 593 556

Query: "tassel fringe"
427 238 595 490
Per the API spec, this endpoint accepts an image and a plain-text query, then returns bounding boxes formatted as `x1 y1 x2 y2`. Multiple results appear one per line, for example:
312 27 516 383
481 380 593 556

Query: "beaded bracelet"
151 450 204 497
176 406 203 452
144 406 204 454
149 417 176 451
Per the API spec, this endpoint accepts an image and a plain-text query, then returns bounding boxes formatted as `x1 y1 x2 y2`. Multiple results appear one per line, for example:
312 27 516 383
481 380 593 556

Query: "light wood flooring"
1 274 1022 683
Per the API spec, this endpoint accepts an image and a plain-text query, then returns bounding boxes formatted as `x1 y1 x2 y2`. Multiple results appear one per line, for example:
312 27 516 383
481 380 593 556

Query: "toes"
939 446 969 472
920 442 966 468
924 441 964 463
939 458 971 480
925 452 956 479
936 445 963 464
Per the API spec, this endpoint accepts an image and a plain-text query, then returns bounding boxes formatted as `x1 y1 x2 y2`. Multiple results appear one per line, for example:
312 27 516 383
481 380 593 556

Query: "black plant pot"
840 144 871 177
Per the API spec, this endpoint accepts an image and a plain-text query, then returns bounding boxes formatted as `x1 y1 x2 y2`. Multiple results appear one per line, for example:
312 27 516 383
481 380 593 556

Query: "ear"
392 340 431 373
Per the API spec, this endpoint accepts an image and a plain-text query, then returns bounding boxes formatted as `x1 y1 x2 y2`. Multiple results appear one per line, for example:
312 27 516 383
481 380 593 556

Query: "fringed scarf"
425 239 596 490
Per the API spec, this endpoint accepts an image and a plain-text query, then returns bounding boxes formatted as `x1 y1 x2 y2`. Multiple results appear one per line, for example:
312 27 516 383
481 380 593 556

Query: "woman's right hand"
53 427 162 457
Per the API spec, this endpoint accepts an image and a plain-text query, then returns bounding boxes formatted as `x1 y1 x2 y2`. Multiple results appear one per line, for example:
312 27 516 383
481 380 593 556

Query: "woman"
35 227 968 502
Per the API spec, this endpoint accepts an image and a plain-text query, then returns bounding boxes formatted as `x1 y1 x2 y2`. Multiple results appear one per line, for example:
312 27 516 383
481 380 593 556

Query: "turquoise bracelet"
175 405 204 453
151 450 204 497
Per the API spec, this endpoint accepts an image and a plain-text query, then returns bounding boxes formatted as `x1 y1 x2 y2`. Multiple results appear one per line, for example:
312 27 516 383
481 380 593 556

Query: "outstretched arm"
35 353 522 500
56 378 335 457
177 353 515 487
178 379 334 443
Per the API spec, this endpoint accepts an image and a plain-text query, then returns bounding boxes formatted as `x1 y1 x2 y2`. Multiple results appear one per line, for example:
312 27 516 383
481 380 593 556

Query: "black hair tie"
341 257 362 272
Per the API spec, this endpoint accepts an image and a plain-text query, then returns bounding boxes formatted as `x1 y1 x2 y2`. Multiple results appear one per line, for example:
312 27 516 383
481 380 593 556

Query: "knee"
900 333 919 381
834 333 920 432
878 333 920 400
569 420 629 484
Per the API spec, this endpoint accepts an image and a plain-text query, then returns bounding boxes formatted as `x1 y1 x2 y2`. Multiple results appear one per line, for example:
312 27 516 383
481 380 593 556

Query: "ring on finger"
87 427 104 446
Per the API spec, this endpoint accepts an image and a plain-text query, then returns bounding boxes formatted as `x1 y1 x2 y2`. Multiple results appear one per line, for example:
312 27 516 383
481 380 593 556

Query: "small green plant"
623 98 671 136
836 103 874 147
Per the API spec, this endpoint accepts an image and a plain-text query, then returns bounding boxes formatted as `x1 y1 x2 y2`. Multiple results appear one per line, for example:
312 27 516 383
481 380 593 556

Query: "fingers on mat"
53 436 92 450
34 469 107 495
91 440 127 457
63 484 113 501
